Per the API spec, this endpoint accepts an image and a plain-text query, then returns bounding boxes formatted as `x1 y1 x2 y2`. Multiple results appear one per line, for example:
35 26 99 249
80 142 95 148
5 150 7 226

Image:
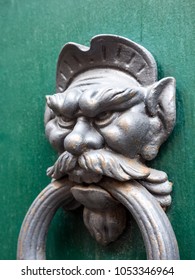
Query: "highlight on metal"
17 35 179 260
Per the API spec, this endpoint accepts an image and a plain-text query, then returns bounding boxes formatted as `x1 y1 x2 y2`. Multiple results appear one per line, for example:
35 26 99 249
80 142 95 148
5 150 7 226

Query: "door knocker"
17 35 179 260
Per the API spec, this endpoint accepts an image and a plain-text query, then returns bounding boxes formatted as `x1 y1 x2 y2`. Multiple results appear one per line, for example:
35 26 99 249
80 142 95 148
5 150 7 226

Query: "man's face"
45 71 152 183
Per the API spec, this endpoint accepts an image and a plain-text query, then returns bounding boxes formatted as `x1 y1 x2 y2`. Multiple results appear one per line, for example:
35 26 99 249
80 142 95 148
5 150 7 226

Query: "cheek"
99 112 150 157
45 119 71 152
99 124 127 155
100 126 121 145
117 113 150 141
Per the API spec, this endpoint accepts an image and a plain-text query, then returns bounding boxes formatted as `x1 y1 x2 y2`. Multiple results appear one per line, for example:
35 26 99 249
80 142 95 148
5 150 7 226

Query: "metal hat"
56 35 157 92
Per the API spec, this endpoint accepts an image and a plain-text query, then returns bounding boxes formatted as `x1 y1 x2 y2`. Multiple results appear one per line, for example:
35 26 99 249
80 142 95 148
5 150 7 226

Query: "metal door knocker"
17 35 179 259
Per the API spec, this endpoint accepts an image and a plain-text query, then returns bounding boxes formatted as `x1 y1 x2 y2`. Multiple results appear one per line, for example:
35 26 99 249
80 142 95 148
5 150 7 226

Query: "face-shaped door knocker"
18 35 179 260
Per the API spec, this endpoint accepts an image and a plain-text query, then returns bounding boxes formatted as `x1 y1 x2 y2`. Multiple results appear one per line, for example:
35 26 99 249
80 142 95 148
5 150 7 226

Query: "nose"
64 117 104 156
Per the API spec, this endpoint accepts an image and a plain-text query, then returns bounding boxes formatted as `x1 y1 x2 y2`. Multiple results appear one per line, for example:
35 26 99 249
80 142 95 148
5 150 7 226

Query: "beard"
47 149 150 184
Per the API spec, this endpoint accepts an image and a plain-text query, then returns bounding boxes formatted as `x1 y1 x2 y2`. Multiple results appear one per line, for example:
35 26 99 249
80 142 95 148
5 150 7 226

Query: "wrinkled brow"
78 87 145 117
47 86 145 118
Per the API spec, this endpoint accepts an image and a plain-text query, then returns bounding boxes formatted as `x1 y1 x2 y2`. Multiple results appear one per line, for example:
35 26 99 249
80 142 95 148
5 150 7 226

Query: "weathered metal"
17 179 74 260
17 178 179 260
17 35 179 259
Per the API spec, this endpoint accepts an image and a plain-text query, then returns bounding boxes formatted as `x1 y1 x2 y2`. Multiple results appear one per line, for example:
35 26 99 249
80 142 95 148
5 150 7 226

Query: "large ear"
146 77 176 135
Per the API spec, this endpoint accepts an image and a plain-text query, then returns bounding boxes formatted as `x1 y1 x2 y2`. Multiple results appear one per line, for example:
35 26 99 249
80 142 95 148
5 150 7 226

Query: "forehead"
68 68 140 90
60 69 143 117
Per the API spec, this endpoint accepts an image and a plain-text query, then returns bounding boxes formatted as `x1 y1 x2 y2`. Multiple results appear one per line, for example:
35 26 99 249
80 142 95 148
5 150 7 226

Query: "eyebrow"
77 86 145 117
47 86 145 118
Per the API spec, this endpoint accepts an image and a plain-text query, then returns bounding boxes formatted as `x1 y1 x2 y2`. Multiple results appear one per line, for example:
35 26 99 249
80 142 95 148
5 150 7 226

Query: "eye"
57 116 75 129
94 111 115 127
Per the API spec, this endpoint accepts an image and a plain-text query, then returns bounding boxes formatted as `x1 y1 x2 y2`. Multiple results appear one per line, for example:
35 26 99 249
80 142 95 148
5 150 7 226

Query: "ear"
146 77 176 135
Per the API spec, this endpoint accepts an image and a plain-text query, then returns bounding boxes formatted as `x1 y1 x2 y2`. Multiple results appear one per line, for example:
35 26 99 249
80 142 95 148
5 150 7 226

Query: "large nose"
64 117 104 156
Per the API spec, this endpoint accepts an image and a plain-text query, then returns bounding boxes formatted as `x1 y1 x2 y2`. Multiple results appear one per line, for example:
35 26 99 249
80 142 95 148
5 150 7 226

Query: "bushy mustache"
47 149 150 181
47 152 77 179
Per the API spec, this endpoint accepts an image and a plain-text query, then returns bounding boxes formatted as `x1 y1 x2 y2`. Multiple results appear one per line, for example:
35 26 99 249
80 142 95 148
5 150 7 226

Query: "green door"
0 0 195 260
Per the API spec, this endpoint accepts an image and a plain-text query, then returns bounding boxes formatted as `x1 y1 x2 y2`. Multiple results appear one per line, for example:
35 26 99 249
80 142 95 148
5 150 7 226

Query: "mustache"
47 151 77 179
47 149 150 181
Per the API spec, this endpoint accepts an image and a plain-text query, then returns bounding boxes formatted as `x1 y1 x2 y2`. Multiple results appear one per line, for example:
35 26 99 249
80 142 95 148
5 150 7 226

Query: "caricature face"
45 69 175 183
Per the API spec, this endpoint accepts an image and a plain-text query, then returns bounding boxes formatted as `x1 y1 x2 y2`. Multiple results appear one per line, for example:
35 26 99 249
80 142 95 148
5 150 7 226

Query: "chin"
68 168 102 184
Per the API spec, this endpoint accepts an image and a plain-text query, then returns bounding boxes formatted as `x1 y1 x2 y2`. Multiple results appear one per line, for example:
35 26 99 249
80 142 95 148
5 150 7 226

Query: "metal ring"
17 178 179 260
17 179 74 259
100 178 179 260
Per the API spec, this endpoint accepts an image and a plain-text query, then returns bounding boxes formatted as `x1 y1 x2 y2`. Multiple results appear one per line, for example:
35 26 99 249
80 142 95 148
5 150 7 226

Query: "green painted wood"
0 0 194 259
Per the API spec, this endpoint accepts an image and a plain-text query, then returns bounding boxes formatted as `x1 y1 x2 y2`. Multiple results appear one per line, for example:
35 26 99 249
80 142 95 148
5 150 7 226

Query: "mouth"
67 164 103 184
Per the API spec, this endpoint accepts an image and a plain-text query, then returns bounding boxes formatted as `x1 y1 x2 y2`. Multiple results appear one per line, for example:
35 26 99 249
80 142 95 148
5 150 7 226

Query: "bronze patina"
17 35 179 260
